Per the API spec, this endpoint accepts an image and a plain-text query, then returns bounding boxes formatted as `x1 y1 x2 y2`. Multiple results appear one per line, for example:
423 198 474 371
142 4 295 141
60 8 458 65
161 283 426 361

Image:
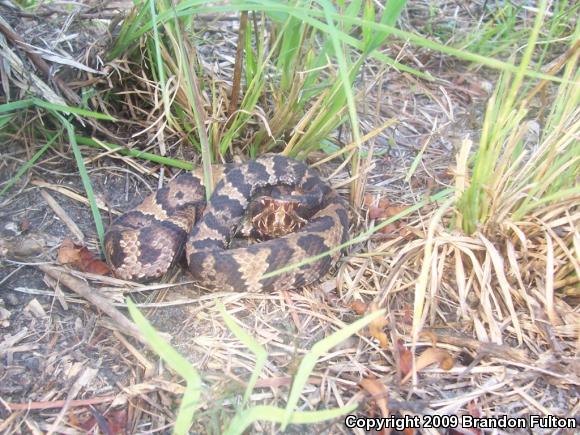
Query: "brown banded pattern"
104 155 349 291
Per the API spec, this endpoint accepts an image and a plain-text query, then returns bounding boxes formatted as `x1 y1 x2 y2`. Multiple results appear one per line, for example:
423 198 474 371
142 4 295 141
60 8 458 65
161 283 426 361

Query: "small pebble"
4 293 19 307
24 356 41 371
0 306 10 320
0 306 11 327
25 298 47 319
3 221 19 235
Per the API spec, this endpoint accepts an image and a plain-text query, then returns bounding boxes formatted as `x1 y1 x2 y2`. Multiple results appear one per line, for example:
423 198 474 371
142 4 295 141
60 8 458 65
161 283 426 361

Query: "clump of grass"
458 1 578 61
106 0 568 211
127 297 384 434
109 0 409 203
456 4 579 236
0 99 115 249
379 2 579 353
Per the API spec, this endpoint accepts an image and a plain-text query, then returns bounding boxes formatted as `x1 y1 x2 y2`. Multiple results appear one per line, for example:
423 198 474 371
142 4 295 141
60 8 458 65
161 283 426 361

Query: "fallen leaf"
351 300 368 315
85 259 111 275
383 205 408 217
378 223 398 236
467 401 481 418
410 177 423 189
401 347 454 384
419 331 438 347
57 239 110 275
368 302 389 348
402 305 413 325
378 197 390 209
399 225 420 239
396 340 413 378
449 402 482 435
359 376 389 418
369 206 386 220
80 406 128 434
57 239 81 264
363 193 376 207
19 218 31 232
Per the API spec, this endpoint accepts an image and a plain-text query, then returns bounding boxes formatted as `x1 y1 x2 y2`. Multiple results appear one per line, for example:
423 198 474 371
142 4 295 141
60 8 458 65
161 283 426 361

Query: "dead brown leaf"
396 340 413 378
383 205 408 217
351 300 368 315
419 330 438 347
363 193 375 207
378 223 399 236
57 238 110 275
378 197 390 209
401 347 454 384
79 406 128 434
369 206 386 220
368 302 389 348
449 402 482 435
19 218 32 232
359 376 389 418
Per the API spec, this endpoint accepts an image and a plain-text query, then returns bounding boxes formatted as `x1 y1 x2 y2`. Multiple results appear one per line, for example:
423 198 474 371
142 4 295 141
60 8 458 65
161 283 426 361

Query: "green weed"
127 298 385 434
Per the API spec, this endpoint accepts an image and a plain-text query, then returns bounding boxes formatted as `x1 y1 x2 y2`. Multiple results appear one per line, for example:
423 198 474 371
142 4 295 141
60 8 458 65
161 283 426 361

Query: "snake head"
251 197 307 238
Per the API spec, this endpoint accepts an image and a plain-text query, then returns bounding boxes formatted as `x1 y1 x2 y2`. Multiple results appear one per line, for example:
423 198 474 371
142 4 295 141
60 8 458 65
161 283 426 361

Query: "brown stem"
0 21 81 104
227 11 248 118
2 395 116 411
38 265 147 345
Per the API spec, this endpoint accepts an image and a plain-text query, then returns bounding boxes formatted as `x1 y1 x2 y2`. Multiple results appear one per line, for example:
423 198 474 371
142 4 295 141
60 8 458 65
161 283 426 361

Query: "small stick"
0 21 81 105
38 265 147 345
40 190 85 242
227 11 248 118
1 395 116 411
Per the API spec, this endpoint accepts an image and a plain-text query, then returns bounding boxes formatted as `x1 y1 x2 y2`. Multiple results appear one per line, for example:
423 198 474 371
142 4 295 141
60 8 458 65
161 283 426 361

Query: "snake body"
104 155 349 292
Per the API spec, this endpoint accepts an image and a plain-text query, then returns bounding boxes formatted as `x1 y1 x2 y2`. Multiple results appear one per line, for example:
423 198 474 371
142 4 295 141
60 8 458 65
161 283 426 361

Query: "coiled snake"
104 155 349 292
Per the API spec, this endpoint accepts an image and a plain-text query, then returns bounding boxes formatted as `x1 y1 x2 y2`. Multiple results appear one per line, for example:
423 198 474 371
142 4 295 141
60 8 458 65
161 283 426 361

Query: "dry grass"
0 1 578 434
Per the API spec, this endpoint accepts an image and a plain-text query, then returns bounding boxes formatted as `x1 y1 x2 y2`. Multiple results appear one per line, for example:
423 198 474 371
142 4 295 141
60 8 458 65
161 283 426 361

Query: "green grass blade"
162 2 564 83
280 307 385 429
0 99 35 113
33 98 116 120
319 0 362 203
53 114 106 251
225 404 357 435
501 0 547 120
127 298 202 435
0 131 61 197
75 136 195 170
148 0 171 132
109 2 566 83
0 114 14 130
367 0 407 53
218 302 268 406
170 11 214 198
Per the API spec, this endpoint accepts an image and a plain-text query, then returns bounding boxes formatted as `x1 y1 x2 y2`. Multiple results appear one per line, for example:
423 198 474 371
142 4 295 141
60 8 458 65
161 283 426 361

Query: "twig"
425 329 528 362
227 11 248 117
1 395 116 411
47 367 98 435
40 189 85 242
37 264 148 345
0 21 81 105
